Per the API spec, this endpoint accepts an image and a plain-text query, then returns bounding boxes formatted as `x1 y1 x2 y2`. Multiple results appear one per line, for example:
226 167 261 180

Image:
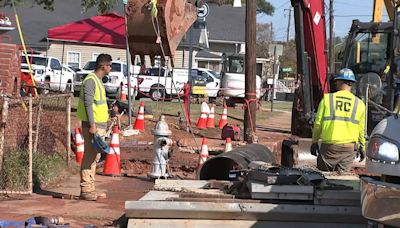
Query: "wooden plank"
248 181 314 200
154 179 230 189
128 219 366 228
125 200 365 223
139 191 179 201
154 179 210 189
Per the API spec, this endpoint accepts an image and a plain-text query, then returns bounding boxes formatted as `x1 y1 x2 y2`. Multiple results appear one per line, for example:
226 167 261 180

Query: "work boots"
79 192 107 201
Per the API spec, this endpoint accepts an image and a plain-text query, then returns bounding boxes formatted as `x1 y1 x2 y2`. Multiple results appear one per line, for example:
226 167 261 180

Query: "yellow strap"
151 0 158 17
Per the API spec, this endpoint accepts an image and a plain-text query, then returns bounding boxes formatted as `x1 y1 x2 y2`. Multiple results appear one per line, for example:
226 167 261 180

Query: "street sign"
282 67 293 73
268 44 283 57
197 3 210 19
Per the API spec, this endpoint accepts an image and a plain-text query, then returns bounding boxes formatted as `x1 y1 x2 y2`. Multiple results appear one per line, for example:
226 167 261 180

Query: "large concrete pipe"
199 144 275 180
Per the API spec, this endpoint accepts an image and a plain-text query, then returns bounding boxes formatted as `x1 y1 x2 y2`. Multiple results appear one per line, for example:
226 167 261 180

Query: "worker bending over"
76 54 111 201
311 68 366 172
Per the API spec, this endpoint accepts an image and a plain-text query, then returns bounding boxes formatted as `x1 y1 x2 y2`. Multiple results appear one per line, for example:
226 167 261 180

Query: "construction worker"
76 54 111 201
310 68 366 172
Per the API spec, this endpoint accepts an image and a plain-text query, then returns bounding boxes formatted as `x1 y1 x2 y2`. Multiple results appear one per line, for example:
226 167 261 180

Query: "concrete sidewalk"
0 172 153 227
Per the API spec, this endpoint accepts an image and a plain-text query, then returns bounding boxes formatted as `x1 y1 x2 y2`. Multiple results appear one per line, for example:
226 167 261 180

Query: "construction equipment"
285 0 400 162
125 0 197 67
285 1 400 226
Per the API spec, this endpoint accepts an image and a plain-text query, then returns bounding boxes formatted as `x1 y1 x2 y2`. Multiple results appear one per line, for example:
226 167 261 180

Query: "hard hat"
334 68 356 82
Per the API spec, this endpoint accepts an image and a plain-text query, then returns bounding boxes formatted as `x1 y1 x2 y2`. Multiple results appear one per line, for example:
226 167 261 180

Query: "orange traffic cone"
206 104 216 128
103 126 121 176
74 128 84 165
197 102 209 129
224 137 232 152
133 101 145 131
218 104 228 129
120 85 127 101
198 137 209 168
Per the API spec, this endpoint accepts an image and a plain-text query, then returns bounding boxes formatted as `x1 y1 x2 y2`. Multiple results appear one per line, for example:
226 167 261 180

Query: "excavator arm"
373 0 397 22
291 0 328 137
125 0 198 67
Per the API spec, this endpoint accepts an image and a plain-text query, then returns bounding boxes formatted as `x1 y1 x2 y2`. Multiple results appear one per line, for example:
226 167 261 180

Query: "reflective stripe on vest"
323 93 359 124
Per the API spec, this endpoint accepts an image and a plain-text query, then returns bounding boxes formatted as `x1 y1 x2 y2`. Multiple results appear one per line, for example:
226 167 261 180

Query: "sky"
257 0 390 41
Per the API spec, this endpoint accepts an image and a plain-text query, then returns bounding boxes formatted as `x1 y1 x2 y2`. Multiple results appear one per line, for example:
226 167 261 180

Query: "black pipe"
199 144 275 180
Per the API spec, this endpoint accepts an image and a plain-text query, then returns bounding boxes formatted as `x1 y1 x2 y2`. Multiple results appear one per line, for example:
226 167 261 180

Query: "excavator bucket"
125 0 197 67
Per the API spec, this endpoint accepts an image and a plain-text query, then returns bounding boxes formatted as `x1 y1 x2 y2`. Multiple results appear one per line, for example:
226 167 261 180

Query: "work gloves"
310 143 319 156
357 147 366 162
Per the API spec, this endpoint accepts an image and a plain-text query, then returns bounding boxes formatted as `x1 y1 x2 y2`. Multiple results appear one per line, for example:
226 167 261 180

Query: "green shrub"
0 148 67 191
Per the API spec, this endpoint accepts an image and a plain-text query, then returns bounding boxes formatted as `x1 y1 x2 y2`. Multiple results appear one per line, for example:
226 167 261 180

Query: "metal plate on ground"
247 181 314 200
314 189 360 206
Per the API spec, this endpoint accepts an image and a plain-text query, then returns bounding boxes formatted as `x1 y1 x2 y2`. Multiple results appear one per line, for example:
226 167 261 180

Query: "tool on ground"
221 124 242 141
149 115 173 178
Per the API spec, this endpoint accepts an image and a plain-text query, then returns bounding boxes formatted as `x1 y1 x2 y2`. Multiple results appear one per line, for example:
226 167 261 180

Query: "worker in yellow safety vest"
310 68 366 172
76 54 111 201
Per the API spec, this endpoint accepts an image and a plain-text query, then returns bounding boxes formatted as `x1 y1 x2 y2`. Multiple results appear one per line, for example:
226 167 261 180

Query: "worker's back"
319 90 365 144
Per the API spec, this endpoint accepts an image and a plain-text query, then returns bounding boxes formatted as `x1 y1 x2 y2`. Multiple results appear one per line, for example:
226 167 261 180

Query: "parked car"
74 60 139 98
21 54 74 93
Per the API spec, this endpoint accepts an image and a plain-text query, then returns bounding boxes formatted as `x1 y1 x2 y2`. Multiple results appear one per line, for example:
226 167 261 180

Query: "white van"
74 60 139 98
220 54 262 106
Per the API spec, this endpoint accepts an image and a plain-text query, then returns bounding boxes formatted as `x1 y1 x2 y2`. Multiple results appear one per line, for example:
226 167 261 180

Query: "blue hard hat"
334 68 356 82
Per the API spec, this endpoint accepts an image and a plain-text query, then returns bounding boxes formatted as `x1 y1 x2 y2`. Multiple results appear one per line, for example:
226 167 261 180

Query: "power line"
275 0 290 10
334 14 373 17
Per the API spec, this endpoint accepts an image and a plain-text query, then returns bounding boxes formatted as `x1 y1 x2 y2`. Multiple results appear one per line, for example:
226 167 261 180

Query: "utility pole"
329 0 335 73
244 0 257 143
284 8 292 42
270 22 273 42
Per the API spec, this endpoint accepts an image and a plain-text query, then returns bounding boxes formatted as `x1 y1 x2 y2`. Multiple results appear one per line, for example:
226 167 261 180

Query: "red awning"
47 13 126 48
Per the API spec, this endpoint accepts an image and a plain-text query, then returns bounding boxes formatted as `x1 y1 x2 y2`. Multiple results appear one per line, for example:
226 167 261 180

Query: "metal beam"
125 200 365 223
128 219 366 228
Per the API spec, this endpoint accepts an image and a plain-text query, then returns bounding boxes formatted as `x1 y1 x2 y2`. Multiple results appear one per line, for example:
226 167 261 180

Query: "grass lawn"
72 97 293 126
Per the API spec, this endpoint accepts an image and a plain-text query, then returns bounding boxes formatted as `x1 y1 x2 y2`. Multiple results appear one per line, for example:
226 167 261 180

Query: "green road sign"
282 67 292 73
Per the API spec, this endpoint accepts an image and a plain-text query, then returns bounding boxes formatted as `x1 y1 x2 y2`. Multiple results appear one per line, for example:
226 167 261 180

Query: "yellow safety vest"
312 90 366 150
76 73 109 123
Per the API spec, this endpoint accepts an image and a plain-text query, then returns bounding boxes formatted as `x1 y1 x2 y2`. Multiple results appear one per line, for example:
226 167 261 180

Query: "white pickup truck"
74 60 139 98
138 67 220 101
21 54 74 93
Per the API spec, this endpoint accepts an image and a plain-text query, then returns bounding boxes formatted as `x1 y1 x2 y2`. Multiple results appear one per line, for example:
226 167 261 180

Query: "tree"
2 0 274 15
0 0 118 14
256 22 272 58
207 0 274 15
279 41 297 78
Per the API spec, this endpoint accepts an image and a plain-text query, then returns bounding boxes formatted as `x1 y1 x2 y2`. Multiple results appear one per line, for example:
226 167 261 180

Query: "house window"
67 51 81 69
92 53 100 60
